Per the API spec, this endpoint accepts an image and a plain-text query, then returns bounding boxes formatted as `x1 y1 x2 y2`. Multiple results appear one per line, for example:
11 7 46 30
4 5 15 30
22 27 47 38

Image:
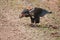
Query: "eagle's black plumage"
20 7 52 26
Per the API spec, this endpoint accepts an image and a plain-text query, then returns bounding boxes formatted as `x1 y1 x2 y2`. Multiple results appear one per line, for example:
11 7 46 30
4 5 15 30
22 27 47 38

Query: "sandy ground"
0 0 60 40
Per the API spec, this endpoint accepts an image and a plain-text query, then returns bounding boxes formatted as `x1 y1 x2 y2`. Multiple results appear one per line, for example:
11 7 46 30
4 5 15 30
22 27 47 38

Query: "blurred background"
0 0 60 40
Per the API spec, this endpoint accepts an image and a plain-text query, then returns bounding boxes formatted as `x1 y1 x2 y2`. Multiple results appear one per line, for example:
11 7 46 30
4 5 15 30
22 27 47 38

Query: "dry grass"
0 0 60 40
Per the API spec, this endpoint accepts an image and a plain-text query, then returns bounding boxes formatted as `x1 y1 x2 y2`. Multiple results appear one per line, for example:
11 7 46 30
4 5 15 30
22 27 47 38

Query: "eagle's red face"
19 13 25 18
19 9 30 18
